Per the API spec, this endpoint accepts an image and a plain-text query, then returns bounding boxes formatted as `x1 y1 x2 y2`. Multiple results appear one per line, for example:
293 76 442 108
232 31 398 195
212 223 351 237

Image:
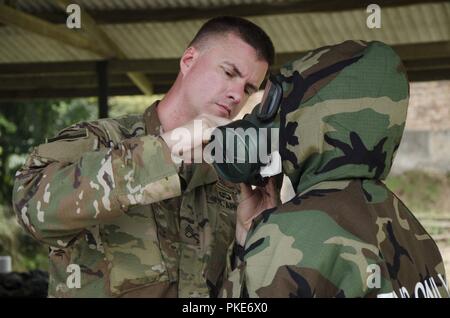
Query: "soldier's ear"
180 46 198 76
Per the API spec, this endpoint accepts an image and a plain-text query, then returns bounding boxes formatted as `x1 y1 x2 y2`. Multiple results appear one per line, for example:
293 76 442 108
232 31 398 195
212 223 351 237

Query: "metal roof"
0 2 448 62
12 0 299 12
0 0 449 99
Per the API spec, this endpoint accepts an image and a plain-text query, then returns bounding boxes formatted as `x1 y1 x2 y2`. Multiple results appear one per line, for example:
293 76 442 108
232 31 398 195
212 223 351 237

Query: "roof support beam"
52 0 154 95
0 2 154 95
22 0 450 24
0 41 450 76
1 42 448 76
0 41 448 101
96 61 109 118
0 73 176 89
406 69 450 82
0 4 109 56
0 67 447 101
0 74 132 89
0 59 179 75
0 85 171 100
273 42 450 69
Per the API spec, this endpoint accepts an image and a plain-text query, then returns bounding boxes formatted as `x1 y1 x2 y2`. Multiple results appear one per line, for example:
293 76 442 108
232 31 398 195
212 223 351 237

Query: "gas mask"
210 73 284 186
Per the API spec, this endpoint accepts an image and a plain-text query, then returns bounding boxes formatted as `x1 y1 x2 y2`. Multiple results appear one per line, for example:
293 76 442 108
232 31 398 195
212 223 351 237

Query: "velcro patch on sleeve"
46 127 89 143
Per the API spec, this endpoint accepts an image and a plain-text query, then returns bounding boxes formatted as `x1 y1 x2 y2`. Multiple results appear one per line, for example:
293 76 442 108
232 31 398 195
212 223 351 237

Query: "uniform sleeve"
12 124 181 247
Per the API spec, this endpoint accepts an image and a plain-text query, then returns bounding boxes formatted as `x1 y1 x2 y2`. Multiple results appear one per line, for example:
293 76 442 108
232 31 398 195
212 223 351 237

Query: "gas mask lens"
258 74 283 122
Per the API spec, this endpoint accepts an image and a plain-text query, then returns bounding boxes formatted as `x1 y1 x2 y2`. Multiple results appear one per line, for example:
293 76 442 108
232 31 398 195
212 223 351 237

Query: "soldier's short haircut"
188 16 275 66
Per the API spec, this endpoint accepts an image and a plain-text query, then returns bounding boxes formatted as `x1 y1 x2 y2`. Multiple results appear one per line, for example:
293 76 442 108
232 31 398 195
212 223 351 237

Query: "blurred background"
0 0 449 296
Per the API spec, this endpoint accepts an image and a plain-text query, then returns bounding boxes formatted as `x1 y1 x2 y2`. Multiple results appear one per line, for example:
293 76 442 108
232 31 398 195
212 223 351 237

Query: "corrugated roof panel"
0 28 40 62
316 13 338 45
130 24 154 58
314 13 336 46
0 39 14 61
438 4 450 38
0 26 98 62
409 4 447 42
1 2 448 62
328 12 348 45
103 20 206 58
139 23 171 57
270 15 291 51
0 29 30 62
14 0 291 12
102 24 124 53
352 10 373 42
252 2 449 51
427 4 450 40
421 6 438 41
395 5 427 43
158 23 186 55
15 0 55 12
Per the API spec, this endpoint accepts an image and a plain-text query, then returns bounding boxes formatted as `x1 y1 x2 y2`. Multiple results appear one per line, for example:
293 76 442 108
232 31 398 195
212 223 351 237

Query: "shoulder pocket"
46 127 89 143
36 127 96 163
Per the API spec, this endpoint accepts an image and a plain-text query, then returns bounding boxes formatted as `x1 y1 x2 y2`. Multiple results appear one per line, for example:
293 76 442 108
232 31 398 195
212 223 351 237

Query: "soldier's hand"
236 177 279 246
160 114 230 164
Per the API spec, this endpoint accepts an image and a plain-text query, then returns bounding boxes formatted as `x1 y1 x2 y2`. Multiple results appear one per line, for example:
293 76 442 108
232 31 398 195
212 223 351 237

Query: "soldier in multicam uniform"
221 40 449 298
12 16 274 297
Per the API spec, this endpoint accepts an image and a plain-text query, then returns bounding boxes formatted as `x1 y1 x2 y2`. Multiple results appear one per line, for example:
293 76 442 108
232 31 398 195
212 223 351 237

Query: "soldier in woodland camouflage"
12 16 274 297
221 40 449 298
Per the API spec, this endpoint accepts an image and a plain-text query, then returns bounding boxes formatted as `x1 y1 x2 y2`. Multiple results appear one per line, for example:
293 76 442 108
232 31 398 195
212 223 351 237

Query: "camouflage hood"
276 40 409 194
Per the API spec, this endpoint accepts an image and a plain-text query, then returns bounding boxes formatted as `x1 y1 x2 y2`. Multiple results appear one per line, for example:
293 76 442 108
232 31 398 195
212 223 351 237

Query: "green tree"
0 96 158 271
0 99 96 271
0 99 96 206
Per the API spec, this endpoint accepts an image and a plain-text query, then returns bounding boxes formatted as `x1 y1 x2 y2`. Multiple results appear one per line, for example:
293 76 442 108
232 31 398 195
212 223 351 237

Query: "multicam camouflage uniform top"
221 41 449 298
13 103 238 297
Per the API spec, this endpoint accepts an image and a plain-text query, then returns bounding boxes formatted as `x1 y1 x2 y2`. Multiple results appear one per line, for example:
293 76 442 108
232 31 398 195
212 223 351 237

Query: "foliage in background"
386 171 450 275
0 96 159 271
0 99 97 271
385 171 450 215
0 95 161 204
108 95 161 118
0 205 48 272
0 99 97 205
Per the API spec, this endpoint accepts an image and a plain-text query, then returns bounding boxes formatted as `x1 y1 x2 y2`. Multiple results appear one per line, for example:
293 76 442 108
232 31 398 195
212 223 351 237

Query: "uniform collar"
143 101 163 136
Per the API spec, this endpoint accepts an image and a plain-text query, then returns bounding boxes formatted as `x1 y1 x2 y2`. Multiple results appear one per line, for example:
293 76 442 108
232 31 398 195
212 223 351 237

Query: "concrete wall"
392 130 450 174
392 81 450 174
